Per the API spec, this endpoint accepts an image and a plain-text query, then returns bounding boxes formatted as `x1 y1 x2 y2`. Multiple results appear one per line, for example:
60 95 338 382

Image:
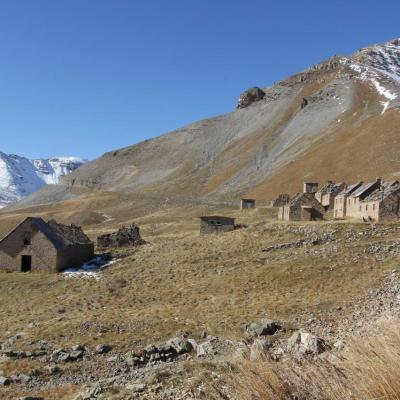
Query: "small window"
24 233 31 246
359 205 361 211
373 204 375 211
366 205 368 211
216 221 222 225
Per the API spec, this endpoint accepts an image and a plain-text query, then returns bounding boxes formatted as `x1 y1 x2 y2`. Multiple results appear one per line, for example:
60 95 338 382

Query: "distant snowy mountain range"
0 152 86 208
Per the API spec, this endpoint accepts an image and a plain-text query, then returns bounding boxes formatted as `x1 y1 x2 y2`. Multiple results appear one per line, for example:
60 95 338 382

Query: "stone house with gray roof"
278 192 325 221
333 182 363 218
0 217 94 272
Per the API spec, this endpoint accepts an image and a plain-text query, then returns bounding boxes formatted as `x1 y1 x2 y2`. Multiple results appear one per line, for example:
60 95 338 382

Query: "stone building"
315 181 345 211
333 182 363 218
241 198 256 209
199 216 235 235
270 193 290 207
0 217 94 273
345 179 383 219
303 182 319 194
354 180 400 222
278 193 325 221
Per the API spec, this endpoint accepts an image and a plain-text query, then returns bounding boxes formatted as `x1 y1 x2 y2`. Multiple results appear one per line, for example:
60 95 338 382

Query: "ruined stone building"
333 182 363 218
334 179 400 222
315 181 345 211
0 217 94 273
278 193 325 221
199 216 235 234
270 193 290 207
240 198 256 209
97 224 145 248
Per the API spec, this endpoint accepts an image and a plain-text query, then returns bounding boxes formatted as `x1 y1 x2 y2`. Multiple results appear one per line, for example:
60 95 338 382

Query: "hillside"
3 38 399 220
0 153 85 208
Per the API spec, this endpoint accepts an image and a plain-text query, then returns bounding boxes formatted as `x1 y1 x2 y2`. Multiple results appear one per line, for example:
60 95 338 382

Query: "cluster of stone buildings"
275 178 400 222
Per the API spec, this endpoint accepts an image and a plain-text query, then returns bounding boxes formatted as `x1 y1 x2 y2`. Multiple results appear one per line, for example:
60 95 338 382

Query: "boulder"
287 331 328 356
246 319 281 337
237 87 266 109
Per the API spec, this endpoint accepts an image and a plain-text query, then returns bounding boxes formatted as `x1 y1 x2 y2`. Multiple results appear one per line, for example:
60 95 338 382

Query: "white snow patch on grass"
63 256 116 279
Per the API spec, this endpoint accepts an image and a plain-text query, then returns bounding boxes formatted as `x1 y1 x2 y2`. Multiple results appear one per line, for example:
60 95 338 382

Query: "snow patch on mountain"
0 153 86 208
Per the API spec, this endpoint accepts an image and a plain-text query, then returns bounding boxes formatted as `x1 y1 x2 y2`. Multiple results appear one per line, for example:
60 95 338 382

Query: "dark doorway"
21 255 32 272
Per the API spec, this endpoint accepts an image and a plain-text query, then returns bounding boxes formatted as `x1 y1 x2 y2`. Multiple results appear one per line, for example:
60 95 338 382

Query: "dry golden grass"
208 317 400 400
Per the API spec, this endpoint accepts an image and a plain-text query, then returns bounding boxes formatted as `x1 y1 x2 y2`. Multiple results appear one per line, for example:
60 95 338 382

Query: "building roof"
338 182 363 196
316 181 344 195
0 217 92 250
364 181 400 202
351 181 378 198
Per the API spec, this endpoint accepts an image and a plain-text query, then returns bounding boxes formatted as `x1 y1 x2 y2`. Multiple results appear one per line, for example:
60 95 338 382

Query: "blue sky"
1 0 399 160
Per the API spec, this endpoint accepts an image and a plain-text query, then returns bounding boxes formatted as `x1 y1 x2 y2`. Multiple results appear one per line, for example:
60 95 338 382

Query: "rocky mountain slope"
7 38 400 213
0 153 86 208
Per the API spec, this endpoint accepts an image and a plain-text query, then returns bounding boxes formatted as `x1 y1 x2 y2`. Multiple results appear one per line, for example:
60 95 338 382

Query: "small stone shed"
199 216 235 235
0 217 94 273
278 193 325 221
303 182 319 194
241 198 256 209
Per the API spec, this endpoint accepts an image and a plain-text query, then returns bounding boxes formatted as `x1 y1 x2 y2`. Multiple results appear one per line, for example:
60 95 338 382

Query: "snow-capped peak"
0 152 86 208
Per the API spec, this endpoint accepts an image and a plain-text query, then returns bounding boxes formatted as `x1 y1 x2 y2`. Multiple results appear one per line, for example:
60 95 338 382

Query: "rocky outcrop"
97 225 145 249
237 86 266 108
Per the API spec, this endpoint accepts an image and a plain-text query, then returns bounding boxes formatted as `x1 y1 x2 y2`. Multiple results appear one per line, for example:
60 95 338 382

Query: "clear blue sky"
1 0 399 160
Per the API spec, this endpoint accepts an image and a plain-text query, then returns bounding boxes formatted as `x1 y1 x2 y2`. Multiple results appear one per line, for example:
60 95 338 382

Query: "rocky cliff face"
11 38 400 211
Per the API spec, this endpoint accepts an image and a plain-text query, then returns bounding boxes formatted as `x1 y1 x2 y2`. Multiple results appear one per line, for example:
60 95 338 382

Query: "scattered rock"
0 376 10 385
287 331 328 356
250 338 270 361
246 319 281 337
95 344 112 354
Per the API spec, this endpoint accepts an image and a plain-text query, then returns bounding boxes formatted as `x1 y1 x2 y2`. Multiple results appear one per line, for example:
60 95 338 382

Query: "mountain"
0 153 86 208
6 38 400 217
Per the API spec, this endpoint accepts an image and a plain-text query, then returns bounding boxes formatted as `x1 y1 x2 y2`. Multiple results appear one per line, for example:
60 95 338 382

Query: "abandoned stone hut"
278 192 325 221
0 217 94 273
333 182 363 219
241 198 256 209
270 193 290 207
199 216 235 235
315 181 345 211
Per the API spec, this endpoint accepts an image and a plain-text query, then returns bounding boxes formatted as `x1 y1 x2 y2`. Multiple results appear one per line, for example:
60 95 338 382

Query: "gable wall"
0 220 58 272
